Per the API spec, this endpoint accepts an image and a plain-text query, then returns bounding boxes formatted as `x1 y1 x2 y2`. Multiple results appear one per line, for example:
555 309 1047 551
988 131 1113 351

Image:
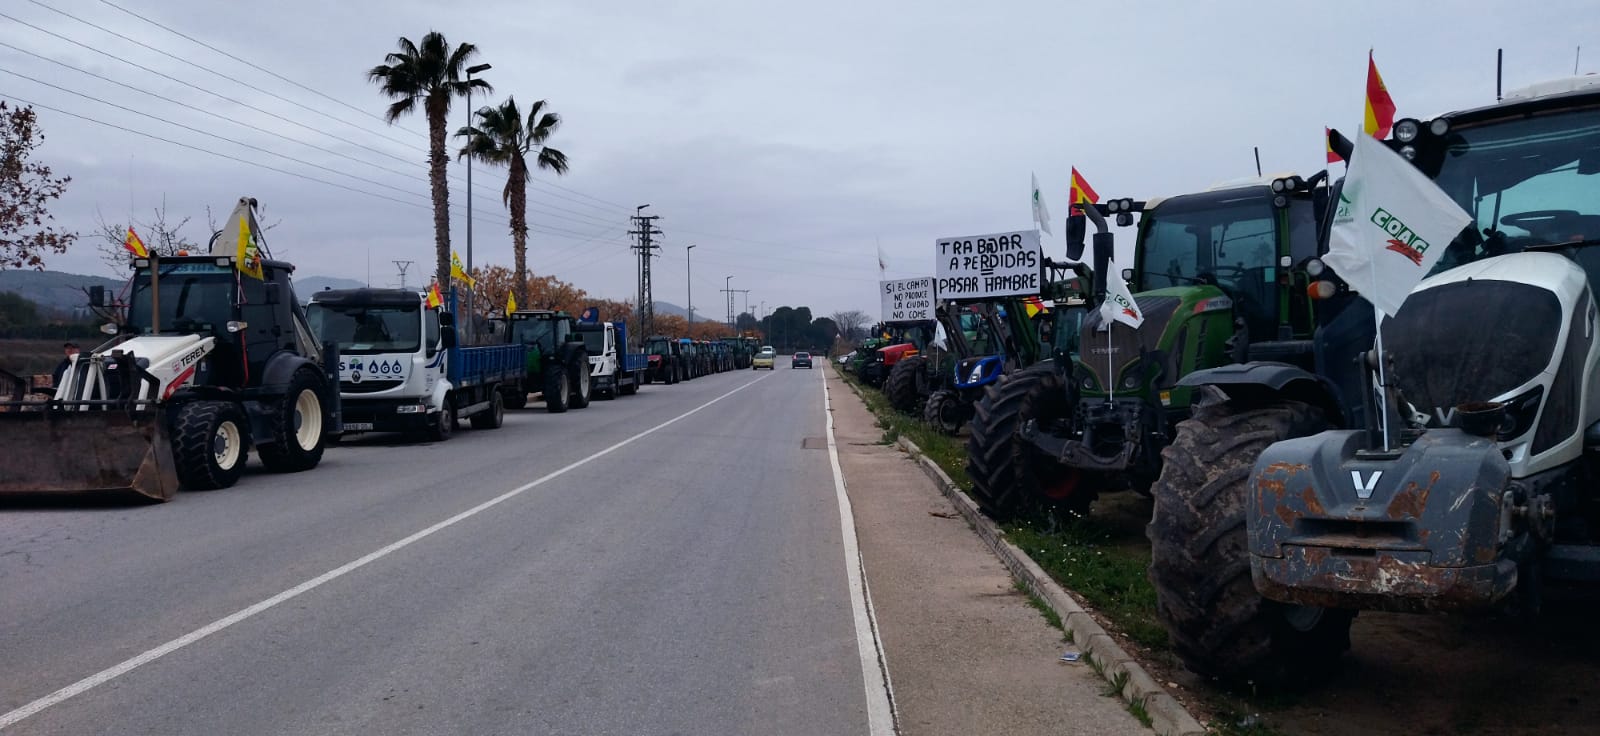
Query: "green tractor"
966 173 1333 517
491 309 593 413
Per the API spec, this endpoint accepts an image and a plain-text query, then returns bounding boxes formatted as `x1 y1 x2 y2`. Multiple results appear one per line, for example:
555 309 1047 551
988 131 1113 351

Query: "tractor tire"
258 366 327 473
884 356 927 415
923 388 965 436
469 390 504 430
1147 397 1353 686
570 354 593 409
544 362 570 413
171 400 249 490
503 388 528 410
425 394 457 442
621 377 638 396
965 365 1090 519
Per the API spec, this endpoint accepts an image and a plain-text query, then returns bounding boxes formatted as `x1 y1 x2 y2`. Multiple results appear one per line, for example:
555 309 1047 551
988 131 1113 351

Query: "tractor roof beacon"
0 197 341 501
1147 76 1600 686
965 172 1333 520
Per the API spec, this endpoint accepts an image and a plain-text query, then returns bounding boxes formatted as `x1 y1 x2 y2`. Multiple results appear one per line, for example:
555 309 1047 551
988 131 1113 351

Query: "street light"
686 244 696 334
725 275 733 331
464 62 491 338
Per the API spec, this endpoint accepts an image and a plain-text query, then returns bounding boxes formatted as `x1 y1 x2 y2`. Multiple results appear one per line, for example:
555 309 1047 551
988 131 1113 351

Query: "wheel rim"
1281 604 1325 632
293 389 322 450
558 372 569 401
213 418 242 469
577 367 590 398
440 399 454 437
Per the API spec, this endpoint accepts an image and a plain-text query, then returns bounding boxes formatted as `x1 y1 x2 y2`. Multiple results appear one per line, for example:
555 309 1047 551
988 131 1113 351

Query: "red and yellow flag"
1068 167 1099 214
426 282 443 309
1363 51 1396 139
1325 127 1343 164
123 226 148 258
1022 295 1046 318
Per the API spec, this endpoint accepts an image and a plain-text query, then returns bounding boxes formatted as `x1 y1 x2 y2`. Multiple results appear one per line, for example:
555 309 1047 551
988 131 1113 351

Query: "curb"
891 435 1207 736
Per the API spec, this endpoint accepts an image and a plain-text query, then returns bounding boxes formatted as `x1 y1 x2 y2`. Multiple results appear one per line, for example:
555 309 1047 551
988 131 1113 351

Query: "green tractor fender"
1176 362 1345 424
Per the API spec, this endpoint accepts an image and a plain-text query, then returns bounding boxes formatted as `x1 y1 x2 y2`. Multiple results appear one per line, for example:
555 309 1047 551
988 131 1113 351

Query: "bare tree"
830 310 871 341
93 200 199 276
0 102 74 271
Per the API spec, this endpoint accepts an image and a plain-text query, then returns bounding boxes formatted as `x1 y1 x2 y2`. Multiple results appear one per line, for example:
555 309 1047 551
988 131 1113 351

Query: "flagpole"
1374 303 1391 450
1105 322 1114 404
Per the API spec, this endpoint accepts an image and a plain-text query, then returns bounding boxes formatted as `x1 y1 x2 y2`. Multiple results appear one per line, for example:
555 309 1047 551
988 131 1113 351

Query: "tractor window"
646 340 671 356
958 312 990 354
1137 196 1280 339
1053 306 1086 359
127 264 236 335
1429 108 1600 276
511 319 555 351
305 303 421 355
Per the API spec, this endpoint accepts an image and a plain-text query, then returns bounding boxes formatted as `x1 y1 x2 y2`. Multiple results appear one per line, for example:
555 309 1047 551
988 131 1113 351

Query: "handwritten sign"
935 229 1041 299
880 277 935 322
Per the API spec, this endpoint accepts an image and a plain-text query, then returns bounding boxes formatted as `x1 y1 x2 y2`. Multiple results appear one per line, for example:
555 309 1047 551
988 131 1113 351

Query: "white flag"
1031 172 1053 235
1323 132 1473 317
1099 262 1144 328
932 319 949 351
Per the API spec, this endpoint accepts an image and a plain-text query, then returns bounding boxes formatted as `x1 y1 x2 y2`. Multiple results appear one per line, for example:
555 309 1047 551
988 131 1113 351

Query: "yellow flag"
506 291 518 314
236 208 264 279
450 251 476 288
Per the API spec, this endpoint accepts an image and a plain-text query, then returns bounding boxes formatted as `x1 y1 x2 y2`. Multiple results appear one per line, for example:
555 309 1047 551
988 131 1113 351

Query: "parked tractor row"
846 75 1600 690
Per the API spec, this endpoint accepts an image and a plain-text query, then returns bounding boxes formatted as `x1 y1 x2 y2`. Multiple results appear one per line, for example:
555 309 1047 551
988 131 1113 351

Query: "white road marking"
0 372 774 731
821 368 900 735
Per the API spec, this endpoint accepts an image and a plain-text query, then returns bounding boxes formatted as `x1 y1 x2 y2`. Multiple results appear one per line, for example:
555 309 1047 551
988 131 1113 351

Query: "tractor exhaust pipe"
1078 203 1114 307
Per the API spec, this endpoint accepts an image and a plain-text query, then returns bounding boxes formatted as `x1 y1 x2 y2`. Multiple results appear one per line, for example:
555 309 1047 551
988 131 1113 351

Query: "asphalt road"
0 362 874 735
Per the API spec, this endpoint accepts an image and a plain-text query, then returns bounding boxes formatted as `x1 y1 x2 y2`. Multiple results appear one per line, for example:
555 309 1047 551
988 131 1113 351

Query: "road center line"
0 372 775 731
821 368 899 735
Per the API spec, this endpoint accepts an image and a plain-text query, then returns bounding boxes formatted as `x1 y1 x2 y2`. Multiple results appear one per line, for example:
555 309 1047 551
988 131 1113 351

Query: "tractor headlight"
1428 118 1450 137
1400 145 1417 160
1271 178 1287 193
226 320 249 333
1121 374 1139 390
1305 258 1326 277
101 322 119 335
968 364 985 383
1394 118 1421 143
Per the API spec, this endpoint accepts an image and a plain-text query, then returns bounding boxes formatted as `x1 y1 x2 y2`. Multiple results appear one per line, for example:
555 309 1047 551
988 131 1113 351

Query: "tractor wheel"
425 394 456 442
1147 397 1353 686
570 353 593 409
621 376 638 396
923 388 966 436
259 366 327 473
543 362 570 413
965 365 1090 519
503 388 528 410
470 390 505 430
171 400 249 490
884 356 927 414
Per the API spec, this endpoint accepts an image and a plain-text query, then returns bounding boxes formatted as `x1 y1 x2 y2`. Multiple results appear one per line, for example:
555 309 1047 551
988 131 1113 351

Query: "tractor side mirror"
263 283 282 305
438 311 455 327
440 326 457 350
89 285 106 307
1066 214 1087 261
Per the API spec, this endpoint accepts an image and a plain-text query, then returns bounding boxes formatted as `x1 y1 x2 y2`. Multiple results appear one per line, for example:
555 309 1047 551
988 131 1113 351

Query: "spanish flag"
123 226 148 258
1069 167 1099 214
426 281 443 309
1363 51 1396 139
506 291 518 314
1022 295 1046 318
1326 127 1343 164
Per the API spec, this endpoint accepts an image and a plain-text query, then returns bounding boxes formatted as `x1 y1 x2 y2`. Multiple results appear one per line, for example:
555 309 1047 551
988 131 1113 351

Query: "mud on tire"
884 355 927 414
965 365 1089 519
258 366 327 473
171 400 249 490
1146 396 1353 686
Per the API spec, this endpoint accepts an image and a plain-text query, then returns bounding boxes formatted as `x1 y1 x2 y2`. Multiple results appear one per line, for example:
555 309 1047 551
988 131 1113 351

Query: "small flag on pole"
1031 172 1053 235
1364 50 1397 139
1022 295 1046 318
232 203 264 280
1325 127 1343 164
1069 167 1099 214
426 282 443 309
450 251 476 288
122 226 148 258
876 242 887 277
506 291 518 314
1322 131 1472 317
1100 265 1144 328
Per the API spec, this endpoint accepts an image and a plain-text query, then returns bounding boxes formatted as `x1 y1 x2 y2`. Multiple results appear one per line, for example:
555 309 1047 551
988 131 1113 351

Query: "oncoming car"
791 351 813 369
752 346 776 370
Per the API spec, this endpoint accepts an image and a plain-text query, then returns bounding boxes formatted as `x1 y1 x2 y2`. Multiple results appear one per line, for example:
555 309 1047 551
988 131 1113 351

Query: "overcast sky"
5 0 1599 319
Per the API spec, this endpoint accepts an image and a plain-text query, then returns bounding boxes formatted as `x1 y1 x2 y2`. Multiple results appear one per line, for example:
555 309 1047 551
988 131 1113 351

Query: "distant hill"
296 276 369 301
0 269 123 316
653 301 687 318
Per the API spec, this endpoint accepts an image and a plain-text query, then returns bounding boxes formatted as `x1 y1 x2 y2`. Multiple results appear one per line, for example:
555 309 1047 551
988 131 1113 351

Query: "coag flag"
450 251 476 288
1031 172 1052 235
506 291 518 314
1322 132 1472 317
123 226 148 258
216 198 264 279
1069 167 1099 214
1099 263 1144 328
1364 51 1397 139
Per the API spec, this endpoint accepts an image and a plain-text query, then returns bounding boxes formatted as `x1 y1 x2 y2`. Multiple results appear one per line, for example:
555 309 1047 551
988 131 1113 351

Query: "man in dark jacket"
51 342 79 388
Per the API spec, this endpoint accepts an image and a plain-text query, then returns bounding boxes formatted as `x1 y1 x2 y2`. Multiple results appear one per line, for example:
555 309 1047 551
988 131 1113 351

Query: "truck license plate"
344 422 375 431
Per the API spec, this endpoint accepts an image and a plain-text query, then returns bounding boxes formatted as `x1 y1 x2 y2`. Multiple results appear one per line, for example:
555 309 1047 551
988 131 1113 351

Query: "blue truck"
307 288 525 441
575 320 648 399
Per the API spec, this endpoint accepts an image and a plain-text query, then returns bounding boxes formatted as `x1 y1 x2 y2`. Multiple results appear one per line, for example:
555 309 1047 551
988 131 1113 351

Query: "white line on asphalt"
821 368 899 736
0 372 775 731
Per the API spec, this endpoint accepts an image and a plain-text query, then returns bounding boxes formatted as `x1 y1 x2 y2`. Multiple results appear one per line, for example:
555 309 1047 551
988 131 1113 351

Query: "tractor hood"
877 343 918 365
1075 285 1232 395
1382 251 1597 474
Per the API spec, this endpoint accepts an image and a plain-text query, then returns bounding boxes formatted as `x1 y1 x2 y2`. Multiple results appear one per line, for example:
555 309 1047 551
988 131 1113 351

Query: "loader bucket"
0 407 179 502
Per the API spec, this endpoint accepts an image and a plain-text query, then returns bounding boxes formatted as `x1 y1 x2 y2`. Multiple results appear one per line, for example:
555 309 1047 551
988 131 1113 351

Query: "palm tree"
367 32 491 290
457 97 569 303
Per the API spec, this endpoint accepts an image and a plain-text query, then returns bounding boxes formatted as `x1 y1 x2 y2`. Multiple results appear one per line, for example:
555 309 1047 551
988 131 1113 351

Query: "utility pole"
720 278 748 332
392 260 414 289
463 63 492 341
630 205 662 345
686 244 696 334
